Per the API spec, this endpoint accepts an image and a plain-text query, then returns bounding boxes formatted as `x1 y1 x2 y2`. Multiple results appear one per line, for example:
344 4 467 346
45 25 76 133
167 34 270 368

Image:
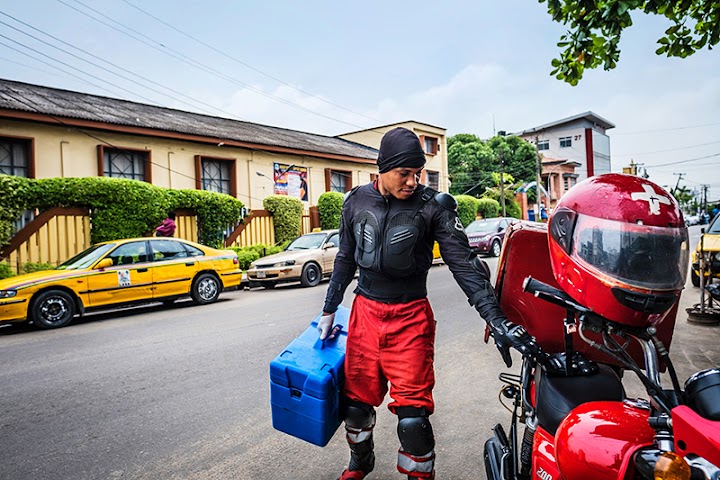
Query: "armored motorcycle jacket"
322 183 500 319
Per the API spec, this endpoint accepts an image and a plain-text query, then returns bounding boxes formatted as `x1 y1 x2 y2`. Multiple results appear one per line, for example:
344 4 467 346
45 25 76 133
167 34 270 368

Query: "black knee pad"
344 400 375 429
397 416 435 455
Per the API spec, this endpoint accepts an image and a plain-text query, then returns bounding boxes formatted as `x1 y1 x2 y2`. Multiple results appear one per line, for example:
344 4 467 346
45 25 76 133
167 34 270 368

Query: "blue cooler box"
270 306 350 447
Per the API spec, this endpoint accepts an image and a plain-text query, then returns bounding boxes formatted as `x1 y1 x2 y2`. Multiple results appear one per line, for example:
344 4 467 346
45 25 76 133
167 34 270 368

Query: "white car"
246 230 340 288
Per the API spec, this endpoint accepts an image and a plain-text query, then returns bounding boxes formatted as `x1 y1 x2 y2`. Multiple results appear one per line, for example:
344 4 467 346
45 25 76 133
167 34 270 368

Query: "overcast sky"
1 0 719 203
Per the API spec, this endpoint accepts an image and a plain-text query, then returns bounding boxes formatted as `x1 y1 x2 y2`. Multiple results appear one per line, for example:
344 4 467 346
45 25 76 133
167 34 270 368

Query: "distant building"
516 111 615 184
0 79 447 209
541 157 581 210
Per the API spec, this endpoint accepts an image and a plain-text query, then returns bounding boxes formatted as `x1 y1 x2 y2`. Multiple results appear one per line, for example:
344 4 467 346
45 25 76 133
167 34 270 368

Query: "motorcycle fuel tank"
495 221 678 370
554 401 655 480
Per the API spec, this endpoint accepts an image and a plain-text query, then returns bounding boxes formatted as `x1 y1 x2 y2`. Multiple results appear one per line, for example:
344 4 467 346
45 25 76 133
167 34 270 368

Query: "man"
155 211 176 237
318 127 539 479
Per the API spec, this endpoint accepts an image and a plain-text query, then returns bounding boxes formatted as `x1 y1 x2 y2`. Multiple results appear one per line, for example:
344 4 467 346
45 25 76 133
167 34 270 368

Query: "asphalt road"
1 224 718 480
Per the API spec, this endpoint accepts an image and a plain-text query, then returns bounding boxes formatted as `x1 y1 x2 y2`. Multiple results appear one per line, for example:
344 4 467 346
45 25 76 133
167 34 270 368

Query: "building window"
195 156 237 197
98 146 151 182
325 169 352 193
0 136 33 177
426 170 439 190
559 137 572 148
537 140 549 151
563 176 577 191
422 136 438 155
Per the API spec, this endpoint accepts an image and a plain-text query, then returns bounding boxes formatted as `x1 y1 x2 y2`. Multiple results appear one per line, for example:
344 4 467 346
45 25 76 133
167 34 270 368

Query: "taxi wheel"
490 240 502 257
300 263 321 287
691 270 700 288
31 290 75 329
191 273 221 304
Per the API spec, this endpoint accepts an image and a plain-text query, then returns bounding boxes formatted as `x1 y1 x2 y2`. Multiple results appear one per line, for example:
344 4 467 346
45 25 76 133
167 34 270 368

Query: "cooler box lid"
270 306 350 399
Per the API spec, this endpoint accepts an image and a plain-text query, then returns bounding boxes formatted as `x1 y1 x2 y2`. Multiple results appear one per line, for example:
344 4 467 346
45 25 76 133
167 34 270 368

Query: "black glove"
488 317 542 368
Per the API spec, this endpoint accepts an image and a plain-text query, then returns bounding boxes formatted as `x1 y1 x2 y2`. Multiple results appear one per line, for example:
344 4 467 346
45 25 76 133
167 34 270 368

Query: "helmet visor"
572 214 689 290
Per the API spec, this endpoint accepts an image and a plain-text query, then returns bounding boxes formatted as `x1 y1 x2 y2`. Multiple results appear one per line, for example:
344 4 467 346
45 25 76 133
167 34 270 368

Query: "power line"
647 152 720 168
0 36 136 100
55 0 370 131
613 139 720 157
612 121 720 136
0 14 246 120
120 0 382 125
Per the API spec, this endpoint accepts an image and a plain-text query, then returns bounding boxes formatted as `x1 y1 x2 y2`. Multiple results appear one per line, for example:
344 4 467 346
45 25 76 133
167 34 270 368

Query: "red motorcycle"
484 174 720 480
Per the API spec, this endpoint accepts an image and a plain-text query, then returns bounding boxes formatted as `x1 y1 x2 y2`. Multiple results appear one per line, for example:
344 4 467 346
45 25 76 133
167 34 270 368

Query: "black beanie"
377 127 426 173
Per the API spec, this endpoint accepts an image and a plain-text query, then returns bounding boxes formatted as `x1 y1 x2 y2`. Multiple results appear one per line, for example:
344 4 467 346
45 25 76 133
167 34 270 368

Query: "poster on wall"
274 163 308 201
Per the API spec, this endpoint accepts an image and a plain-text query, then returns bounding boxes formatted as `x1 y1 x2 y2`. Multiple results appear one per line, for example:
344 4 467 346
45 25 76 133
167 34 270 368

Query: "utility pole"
672 172 685 197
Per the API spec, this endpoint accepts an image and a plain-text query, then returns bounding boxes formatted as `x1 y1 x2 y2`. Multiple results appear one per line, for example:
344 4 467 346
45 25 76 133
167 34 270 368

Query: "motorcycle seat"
536 363 625 435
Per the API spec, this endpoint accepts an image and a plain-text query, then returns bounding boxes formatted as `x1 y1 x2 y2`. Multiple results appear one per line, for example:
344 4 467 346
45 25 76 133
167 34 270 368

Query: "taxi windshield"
57 244 115 270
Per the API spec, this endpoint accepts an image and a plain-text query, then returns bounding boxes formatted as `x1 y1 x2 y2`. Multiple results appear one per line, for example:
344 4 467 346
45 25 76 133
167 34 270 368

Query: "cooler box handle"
313 324 343 350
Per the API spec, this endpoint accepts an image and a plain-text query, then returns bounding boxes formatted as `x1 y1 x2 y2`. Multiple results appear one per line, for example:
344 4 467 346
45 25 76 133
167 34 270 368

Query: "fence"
1 207 92 274
0 206 315 274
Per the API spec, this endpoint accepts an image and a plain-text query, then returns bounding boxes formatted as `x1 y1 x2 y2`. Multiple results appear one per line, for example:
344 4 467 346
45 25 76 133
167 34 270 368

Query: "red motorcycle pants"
344 294 436 414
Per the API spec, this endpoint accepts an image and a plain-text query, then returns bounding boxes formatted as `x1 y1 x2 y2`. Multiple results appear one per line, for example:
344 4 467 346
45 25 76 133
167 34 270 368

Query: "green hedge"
455 195 479 227
0 175 245 249
477 197 500 219
229 244 284 270
22 262 55 274
481 189 522 219
263 195 304 245
317 191 344 230
0 262 14 280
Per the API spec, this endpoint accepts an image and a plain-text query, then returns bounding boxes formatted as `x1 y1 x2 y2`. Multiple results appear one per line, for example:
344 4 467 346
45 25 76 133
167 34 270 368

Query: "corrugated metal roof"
0 78 379 161
516 111 615 135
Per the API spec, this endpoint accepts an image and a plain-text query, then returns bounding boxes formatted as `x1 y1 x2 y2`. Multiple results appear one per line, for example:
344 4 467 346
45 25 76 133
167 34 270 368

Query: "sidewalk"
670 277 720 383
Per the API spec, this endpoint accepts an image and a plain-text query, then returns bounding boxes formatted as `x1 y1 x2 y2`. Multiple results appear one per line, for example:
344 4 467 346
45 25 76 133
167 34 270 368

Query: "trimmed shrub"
229 243 284 270
477 198 500 219
0 262 14 280
317 191 344 230
22 262 55 274
455 195 479 227
482 189 522 219
263 195 304 245
231 248 261 271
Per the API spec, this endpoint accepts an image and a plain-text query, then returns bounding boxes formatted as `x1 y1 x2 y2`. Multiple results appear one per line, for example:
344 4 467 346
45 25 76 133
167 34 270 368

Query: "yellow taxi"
691 217 720 287
0 237 242 329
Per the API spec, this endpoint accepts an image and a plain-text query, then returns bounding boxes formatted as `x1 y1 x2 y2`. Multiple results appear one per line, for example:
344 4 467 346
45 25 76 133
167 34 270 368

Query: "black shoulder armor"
344 186 360 202
434 192 457 211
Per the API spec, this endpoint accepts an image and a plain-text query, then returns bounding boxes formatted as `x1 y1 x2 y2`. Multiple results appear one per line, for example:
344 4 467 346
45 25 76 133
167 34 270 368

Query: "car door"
86 241 153 307
322 232 340 273
149 239 199 299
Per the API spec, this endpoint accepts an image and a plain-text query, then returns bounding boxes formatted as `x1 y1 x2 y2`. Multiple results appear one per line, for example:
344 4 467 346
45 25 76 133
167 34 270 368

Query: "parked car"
686 214 700 226
0 237 242 329
465 217 517 257
246 230 340 288
691 215 720 287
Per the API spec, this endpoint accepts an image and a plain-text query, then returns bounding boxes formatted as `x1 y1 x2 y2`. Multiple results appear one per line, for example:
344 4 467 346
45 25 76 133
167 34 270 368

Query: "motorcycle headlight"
715 252 720 262
0 290 17 298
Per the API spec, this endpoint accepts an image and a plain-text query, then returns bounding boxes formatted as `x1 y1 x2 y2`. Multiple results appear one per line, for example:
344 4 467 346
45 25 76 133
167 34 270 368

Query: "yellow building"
0 79 448 209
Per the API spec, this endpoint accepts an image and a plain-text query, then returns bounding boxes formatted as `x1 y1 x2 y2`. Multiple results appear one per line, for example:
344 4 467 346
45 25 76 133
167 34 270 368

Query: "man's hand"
489 317 542 368
318 312 335 340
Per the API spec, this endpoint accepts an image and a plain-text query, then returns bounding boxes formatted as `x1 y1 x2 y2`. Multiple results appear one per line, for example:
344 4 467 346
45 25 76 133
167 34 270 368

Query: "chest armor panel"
353 207 427 278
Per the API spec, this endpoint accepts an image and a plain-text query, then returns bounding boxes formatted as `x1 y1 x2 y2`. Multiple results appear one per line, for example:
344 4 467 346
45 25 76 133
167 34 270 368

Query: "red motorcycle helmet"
548 173 689 327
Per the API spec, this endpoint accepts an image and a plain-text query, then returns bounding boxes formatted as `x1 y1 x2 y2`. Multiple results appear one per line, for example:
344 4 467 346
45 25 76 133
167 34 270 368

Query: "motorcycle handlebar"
522 277 592 315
